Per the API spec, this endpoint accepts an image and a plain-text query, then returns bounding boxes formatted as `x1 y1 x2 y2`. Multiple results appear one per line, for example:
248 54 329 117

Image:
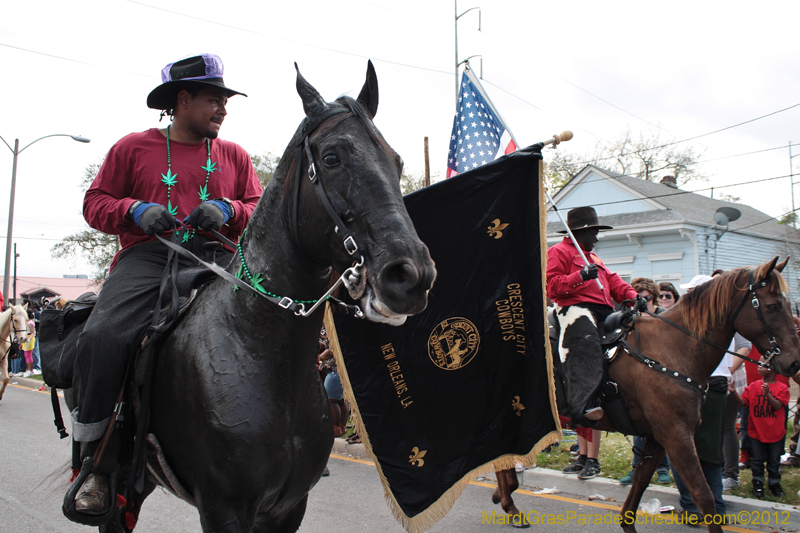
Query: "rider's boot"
73 431 121 516
74 440 110 515
566 367 605 427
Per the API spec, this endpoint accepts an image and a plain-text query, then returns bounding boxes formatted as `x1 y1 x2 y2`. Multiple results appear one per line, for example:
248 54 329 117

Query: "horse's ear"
761 256 780 280
295 63 328 118
777 256 790 273
357 60 379 119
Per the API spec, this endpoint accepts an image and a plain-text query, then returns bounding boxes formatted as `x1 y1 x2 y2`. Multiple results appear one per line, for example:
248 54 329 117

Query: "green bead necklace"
233 229 324 306
163 124 218 242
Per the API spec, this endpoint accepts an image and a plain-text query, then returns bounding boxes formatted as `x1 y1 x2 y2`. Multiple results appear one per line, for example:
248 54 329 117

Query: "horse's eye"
767 303 780 312
323 154 340 166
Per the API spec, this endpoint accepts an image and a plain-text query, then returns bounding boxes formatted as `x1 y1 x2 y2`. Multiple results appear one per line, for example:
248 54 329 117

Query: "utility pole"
424 137 430 187
13 243 18 305
791 141 797 228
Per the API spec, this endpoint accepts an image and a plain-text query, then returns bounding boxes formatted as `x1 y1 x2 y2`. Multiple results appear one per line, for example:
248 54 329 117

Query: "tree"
778 212 798 226
250 152 280 188
544 128 707 194
51 158 120 281
543 150 586 196
52 153 277 282
400 171 425 195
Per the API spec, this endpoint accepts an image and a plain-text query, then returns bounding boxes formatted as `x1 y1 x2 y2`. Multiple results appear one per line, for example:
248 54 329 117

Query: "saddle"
549 306 643 435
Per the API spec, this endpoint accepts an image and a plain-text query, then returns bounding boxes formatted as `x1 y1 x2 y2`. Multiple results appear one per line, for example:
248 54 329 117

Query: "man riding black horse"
70 54 262 517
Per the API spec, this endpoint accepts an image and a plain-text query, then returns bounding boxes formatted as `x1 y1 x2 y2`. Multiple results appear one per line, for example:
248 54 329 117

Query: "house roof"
548 165 800 243
0 276 101 301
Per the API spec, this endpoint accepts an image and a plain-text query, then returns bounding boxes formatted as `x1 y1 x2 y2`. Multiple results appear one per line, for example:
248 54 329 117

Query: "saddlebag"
40 292 98 389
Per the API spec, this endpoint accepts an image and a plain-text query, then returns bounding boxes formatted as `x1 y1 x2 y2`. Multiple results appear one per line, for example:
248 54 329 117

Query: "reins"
154 231 364 318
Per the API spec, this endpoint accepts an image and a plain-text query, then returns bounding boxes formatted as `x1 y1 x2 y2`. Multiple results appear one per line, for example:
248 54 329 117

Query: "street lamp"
455 1 481 102
0 133 91 305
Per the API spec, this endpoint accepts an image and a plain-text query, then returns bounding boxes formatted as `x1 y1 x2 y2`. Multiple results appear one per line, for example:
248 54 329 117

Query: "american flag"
446 67 517 178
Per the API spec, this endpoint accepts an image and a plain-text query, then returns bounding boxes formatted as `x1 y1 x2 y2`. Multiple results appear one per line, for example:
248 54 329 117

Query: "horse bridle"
1 307 26 361
729 269 782 366
290 108 365 266
644 268 782 368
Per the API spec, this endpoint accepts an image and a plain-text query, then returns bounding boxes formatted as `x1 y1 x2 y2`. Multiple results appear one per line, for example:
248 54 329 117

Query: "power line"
0 42 152 78
558 173 792 210
697 144 790 163
565 103 800 168
124 0 452 76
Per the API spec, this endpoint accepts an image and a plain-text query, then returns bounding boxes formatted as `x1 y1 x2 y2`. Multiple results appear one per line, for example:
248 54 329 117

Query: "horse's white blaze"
556 305 596 364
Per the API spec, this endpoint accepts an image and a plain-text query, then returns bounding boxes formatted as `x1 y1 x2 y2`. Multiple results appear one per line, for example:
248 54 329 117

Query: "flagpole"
462 66 604 290
534 132 604 290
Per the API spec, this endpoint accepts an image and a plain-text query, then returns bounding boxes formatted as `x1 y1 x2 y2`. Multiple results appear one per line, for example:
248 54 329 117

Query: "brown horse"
494 257 800 533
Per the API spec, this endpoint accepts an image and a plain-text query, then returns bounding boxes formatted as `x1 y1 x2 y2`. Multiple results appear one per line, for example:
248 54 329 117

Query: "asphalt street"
0 382 793 532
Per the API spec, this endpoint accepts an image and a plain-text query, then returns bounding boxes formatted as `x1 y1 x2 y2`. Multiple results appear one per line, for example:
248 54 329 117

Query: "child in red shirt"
730 358 790 498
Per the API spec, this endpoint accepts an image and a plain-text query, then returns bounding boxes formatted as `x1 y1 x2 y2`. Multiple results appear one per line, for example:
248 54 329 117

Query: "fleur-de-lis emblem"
198 185 210 202
487 218 509 239
161 169 178 187
512 395 525 417
201 158 217 173
409 446 427 467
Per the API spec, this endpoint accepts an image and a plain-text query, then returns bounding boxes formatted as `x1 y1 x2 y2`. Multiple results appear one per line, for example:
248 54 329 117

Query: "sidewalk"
7 375 49 391
332 438 800 530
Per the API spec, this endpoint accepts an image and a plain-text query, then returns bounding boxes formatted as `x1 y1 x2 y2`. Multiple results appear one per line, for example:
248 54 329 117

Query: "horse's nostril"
381 260 421 290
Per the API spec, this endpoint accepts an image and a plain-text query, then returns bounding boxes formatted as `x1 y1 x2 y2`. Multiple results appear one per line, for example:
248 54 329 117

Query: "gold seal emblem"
428 317 480 370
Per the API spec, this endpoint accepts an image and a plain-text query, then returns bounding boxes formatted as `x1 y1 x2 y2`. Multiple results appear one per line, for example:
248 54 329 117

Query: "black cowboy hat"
557 206 613 233
147 54 247 110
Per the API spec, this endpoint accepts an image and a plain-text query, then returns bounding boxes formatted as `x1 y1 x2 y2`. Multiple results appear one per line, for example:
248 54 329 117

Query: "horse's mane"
680 264 789 338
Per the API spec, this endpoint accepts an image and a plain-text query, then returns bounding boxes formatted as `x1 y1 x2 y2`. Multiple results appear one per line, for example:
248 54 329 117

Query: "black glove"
634 295 648 312
186 200 230 232
580 263 599 281
134 203 178 236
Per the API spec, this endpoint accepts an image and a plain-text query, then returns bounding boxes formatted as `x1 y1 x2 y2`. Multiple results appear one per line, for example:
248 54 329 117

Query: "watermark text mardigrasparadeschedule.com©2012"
482 509 792 527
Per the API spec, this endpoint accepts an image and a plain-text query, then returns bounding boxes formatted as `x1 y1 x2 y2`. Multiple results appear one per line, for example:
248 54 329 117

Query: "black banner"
327 150 559 532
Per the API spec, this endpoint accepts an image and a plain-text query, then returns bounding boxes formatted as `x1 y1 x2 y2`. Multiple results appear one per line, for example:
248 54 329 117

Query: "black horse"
86 62 435 532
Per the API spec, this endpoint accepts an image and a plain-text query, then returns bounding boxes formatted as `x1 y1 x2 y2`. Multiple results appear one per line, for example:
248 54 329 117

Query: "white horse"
0 303 30 400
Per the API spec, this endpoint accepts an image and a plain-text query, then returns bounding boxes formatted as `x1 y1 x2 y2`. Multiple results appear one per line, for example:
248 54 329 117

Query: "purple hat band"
161 53 225 83
147 53 246 110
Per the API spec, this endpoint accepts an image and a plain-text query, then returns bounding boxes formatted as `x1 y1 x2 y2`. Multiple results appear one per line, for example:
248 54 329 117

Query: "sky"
2 0 800 282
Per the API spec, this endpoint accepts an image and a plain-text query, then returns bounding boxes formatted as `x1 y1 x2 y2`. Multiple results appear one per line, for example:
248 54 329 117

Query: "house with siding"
546 165 800 301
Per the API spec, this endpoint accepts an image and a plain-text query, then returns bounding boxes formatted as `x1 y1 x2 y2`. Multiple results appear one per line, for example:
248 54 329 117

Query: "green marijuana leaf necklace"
164 125 216 241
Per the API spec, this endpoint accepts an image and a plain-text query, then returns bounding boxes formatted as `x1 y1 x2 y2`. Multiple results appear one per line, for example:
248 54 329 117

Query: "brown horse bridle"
642 268 782 369
729 269 782 366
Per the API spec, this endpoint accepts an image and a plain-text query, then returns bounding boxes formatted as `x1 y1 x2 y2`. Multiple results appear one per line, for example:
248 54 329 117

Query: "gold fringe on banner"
322 158 562 533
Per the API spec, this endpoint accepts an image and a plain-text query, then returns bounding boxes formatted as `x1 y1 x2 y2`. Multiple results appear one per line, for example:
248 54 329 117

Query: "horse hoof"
491 488 501 505
509 513 530 528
